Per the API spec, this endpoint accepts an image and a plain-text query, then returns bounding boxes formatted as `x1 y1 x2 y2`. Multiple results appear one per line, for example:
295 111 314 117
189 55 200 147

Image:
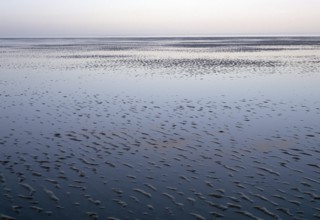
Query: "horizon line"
1 34 320 39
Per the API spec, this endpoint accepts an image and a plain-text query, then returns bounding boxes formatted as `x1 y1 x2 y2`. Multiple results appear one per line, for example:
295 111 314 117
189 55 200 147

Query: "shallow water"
0 37 320 220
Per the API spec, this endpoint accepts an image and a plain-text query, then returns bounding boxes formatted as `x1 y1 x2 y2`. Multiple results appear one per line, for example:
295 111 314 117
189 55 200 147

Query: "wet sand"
0 37 320 219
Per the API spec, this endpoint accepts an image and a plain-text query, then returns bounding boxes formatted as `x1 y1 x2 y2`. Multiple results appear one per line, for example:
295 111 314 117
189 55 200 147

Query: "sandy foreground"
0 37 320 219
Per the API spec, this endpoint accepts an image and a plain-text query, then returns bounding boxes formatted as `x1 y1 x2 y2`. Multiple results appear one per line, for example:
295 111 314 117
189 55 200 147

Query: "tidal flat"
0 37 320 219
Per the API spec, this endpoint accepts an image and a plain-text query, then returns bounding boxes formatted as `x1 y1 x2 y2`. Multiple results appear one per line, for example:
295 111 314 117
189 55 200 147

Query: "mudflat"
0 37 319 220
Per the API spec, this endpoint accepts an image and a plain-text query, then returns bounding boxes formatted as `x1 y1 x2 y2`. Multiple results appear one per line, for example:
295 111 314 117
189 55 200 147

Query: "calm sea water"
0 37 320 219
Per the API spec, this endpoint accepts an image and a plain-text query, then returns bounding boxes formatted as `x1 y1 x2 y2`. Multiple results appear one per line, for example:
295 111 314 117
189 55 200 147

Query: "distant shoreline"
1 35 320 39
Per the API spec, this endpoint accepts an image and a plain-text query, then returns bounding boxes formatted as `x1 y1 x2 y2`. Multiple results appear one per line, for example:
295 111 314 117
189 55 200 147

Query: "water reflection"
0 38 320 220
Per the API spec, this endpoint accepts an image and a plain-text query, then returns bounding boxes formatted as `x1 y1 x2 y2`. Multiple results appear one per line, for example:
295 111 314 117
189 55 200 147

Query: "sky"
0 0 320 37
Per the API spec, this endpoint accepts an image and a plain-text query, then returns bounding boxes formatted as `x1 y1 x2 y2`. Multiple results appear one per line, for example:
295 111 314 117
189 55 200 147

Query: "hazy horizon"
1 0 320 37
1 34 320 39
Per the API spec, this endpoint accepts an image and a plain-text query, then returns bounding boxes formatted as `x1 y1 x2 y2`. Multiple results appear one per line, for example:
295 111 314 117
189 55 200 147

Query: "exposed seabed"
0 37 320 219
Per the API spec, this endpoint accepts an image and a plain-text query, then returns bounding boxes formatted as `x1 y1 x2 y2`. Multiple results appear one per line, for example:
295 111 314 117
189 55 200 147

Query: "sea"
0 37 320 219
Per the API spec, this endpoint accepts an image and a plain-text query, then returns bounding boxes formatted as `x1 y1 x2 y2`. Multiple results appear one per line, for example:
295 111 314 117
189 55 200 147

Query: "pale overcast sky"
1 0 320 37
